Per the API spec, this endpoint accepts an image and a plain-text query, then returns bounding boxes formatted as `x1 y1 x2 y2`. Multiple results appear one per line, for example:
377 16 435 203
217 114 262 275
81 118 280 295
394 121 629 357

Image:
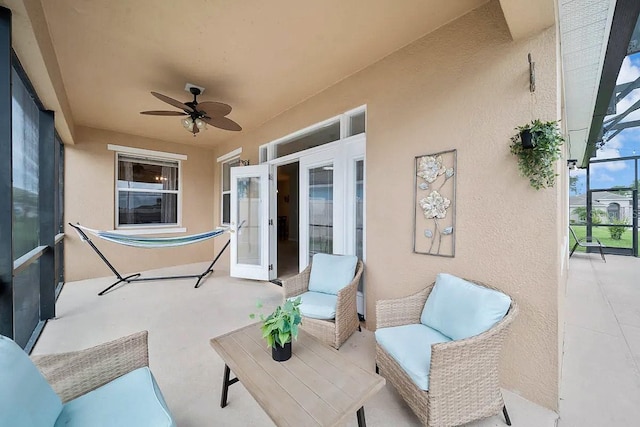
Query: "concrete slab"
560 256 640 427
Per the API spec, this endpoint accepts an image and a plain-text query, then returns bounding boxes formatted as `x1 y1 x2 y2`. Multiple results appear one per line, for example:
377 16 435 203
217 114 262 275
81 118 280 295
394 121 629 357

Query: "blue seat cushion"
308 253 358 295
421 273 512 341
55 367 175 427
375 324 451 390
291 291 338 320
0 335 63 427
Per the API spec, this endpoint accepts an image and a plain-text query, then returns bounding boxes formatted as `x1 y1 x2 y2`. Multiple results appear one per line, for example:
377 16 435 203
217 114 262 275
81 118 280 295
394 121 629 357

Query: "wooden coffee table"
210 323 385 427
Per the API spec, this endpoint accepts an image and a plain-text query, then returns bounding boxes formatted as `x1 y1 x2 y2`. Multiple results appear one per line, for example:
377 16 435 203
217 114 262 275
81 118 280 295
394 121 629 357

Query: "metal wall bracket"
529 53 536 93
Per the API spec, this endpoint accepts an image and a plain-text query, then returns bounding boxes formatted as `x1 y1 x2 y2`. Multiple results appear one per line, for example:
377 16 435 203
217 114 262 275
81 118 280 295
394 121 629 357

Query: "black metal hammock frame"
69 222 233 296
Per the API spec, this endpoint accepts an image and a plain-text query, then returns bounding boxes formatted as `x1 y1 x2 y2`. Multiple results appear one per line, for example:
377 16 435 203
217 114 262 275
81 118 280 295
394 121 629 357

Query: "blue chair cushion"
55 367 175 427
375 324 451 390
291 291 338 320
0 335 63 427
308 253 358 295
420 273 511 341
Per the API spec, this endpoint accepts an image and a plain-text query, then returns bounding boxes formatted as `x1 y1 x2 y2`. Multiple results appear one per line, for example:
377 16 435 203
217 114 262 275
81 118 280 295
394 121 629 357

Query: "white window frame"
259 105 366 164
108 145 186 234
218 148 243 226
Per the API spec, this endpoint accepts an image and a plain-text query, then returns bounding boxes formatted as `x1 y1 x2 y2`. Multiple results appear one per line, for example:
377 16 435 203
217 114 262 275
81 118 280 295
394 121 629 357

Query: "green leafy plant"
608 218 628 240
509 119 564 190
250 297 302 348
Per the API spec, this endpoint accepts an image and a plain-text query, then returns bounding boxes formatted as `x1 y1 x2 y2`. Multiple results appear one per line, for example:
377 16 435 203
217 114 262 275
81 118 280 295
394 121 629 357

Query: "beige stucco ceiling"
31 0 492 148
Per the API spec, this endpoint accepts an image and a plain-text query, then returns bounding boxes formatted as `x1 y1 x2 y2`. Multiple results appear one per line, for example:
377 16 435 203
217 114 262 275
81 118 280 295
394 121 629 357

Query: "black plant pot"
520 129 535 149
272 341 292 362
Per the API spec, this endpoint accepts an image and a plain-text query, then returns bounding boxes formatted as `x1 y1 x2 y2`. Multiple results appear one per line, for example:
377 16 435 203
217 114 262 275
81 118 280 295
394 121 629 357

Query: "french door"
228 135 365 285
299 136 364 271
229 164 274 280
298 138 365 314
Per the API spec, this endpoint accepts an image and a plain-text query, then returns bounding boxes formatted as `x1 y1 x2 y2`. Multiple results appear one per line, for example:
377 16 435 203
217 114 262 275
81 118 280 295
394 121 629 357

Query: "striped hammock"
72 224 228 248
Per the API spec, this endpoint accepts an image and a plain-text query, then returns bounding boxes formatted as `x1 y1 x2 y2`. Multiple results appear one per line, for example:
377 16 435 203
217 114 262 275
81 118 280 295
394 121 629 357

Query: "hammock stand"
69 222 233 296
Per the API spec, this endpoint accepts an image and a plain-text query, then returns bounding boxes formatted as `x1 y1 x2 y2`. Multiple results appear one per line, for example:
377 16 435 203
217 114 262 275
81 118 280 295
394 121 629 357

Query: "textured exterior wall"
214 1 563 410
65 126 217 281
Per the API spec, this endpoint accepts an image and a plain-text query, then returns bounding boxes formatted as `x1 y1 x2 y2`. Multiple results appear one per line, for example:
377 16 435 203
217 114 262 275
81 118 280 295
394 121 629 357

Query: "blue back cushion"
0 335 63 427
308 254 358 295
420 273 511 341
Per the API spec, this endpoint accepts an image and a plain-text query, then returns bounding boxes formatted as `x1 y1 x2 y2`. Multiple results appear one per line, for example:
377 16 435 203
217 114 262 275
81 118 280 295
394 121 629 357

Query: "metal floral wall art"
413 149 456 256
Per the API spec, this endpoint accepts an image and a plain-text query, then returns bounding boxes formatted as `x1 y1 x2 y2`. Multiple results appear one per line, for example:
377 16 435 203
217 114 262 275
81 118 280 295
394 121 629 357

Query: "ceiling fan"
140 85 241 135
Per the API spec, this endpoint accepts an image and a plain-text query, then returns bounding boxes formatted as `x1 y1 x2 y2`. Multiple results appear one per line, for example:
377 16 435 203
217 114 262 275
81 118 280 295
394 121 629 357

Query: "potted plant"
250 297 302 362
519 128 536 149
509 119 564 190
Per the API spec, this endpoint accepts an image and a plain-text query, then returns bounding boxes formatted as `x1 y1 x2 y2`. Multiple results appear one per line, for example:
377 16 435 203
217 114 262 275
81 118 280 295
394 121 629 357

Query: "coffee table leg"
357 407 366 427
220 364 239 408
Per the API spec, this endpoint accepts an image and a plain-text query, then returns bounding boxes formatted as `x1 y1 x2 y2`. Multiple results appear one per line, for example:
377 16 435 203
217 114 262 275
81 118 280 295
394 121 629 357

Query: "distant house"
569 191 633 223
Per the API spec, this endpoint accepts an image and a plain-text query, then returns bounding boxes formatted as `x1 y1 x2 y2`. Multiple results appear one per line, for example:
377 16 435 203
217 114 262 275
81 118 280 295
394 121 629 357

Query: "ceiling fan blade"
195 101 232 117
140 110 187 116
151 91 194 112
201 116 242 131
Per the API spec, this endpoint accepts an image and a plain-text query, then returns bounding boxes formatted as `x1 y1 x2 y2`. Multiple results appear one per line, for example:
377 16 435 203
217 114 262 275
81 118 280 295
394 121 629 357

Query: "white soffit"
560 0 616 162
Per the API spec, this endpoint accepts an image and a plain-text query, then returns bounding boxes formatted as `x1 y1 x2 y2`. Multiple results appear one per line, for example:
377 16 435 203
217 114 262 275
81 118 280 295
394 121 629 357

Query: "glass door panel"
299 148 344 271
237 176 262 265
355 159 364 260
308 164 334 262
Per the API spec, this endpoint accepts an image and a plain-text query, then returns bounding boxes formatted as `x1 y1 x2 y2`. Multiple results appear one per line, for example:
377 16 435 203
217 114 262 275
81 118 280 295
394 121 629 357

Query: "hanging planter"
519 128 536 149
509 119 564 190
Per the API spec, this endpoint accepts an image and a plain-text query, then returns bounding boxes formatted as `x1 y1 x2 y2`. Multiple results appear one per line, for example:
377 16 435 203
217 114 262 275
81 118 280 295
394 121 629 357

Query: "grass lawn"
570 225 634 252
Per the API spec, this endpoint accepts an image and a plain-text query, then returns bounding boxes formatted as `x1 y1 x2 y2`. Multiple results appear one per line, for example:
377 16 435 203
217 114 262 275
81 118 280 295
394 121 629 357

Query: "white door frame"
230 164 272 280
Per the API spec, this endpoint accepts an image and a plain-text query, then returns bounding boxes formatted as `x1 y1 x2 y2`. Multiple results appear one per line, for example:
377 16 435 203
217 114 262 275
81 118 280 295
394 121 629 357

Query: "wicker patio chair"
375 279 519 426
283 258 364 349
1 330 175 425
30 331 150 403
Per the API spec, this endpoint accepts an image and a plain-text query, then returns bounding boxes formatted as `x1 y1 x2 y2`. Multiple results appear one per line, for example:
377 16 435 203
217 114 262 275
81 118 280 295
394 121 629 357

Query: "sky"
570 52 640 195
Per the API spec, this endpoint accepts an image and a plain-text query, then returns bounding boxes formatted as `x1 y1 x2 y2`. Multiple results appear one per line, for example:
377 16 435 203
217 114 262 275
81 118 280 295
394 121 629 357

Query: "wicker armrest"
282 265 312 299
335 261 363 311
428 302 520 399
376 285 433 329
334 260 364 327
336 280 358 312
31 331 149 403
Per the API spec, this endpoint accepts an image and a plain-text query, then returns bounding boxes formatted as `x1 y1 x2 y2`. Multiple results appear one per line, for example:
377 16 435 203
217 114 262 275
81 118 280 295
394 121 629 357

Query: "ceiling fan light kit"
181 117 207 132
140 83 241 136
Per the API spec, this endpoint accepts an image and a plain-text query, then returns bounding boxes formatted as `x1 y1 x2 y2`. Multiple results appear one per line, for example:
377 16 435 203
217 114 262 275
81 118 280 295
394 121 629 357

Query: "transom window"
116 153 181 228
259 106 366 163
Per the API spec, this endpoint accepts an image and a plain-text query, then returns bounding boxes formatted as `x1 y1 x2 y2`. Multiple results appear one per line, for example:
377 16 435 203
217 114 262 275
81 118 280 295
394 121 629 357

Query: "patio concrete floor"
32 254 640 426
559 253 640 426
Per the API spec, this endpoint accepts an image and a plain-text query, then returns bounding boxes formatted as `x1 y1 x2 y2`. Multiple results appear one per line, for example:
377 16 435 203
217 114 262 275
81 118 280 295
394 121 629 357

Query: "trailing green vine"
509 119 564 190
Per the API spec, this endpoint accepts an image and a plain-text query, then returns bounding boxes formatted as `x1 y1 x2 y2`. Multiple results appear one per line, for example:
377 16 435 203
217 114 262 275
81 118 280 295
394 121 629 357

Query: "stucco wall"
65 126 217 281
213 1 562 410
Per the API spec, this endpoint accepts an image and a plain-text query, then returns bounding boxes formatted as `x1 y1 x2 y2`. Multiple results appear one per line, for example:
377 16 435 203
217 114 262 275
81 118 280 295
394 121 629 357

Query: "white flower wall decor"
414 149 456 256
